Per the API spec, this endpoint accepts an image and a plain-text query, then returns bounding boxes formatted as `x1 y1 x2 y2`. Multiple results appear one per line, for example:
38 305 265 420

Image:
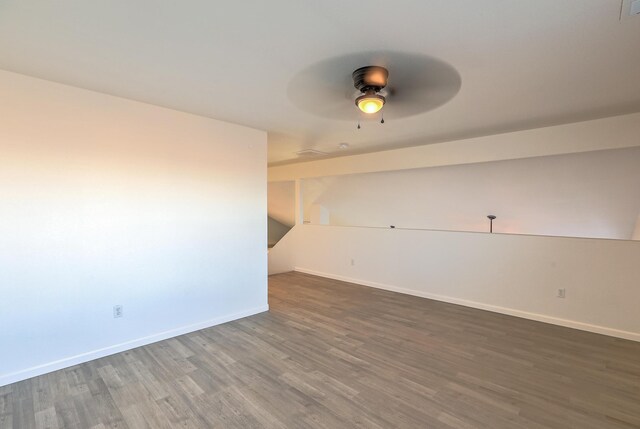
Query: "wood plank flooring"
2 271 640 428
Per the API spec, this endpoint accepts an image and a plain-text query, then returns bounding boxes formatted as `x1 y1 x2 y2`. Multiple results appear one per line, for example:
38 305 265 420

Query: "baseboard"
0 305 269 387
294 267 640 343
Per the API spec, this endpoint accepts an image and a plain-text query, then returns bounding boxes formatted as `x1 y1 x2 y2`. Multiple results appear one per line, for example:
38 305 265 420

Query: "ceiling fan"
352 65 389 115
287 51 462 123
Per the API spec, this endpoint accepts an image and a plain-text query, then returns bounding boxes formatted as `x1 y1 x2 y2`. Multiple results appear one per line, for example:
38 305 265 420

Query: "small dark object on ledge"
487 215 496 233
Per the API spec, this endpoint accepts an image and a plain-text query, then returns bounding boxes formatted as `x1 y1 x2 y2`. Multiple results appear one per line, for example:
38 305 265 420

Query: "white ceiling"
1 1 639 165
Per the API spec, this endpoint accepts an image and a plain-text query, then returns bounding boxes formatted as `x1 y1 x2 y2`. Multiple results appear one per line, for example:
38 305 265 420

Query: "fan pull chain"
357 120 361 130
380 113 385 124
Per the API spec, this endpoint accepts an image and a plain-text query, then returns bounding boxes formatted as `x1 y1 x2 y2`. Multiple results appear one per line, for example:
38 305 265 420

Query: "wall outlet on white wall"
557 288 566 299
113 305 124 318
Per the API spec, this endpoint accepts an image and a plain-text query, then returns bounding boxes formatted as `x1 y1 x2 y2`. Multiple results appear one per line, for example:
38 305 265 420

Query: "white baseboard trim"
294 267 640 343
0 305 269 388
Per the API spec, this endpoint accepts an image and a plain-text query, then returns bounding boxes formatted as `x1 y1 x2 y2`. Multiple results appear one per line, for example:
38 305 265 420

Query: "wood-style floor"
2 272 640 429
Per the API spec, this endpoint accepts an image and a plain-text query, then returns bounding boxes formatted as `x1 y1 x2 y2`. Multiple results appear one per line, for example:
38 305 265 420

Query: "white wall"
268 227 297 275
0 70 268 386
302 148 640 240
633 215 640 241
267 181 295 226
275 224 640 341
269 112 640 181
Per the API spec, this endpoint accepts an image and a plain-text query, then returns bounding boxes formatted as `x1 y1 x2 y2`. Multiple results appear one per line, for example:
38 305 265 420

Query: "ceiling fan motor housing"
352 66 389 92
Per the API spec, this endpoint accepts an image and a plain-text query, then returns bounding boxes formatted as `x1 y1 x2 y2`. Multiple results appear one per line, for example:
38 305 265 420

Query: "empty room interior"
2 1 640 428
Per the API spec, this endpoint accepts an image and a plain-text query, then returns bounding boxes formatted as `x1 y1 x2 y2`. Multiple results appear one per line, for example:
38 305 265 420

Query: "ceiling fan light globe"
356 93 385 114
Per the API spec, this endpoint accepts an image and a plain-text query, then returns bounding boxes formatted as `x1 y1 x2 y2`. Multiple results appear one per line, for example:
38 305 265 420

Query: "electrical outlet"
557 289 566 299
350 259 355 266
113 305 123 318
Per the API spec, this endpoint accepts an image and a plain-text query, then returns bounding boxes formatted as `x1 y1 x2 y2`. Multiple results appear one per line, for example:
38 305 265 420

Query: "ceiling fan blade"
287 60 355 119
287 50 461 121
